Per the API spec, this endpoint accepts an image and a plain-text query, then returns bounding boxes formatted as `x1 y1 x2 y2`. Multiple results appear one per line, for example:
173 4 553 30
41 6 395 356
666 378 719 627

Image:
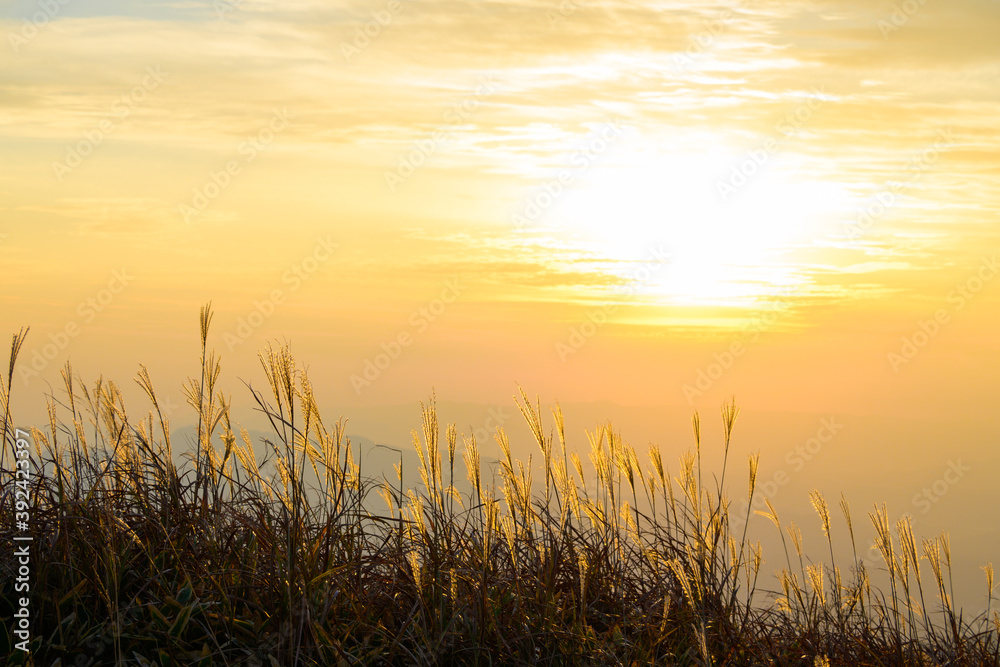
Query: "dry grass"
1 307 998 665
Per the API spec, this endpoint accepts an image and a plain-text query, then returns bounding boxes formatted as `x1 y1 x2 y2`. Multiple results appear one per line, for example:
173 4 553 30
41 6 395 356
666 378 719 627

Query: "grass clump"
1 306 998 666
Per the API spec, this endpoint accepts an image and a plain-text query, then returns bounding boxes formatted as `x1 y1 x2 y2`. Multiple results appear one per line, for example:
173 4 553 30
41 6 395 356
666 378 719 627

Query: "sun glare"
550 134 852 309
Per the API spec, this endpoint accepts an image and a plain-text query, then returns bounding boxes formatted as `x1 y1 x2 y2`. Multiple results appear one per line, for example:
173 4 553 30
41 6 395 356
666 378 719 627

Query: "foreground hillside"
1 309 997 665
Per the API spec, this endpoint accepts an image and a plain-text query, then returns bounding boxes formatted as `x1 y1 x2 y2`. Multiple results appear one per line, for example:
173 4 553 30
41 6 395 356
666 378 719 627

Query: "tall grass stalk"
1 311 997 665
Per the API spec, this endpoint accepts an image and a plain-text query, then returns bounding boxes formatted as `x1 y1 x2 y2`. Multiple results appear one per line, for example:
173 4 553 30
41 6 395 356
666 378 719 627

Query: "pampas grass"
1 306 997 665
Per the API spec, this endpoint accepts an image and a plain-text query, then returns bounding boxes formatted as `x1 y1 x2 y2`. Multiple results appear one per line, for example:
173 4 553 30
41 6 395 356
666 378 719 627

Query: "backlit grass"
1 306 998 665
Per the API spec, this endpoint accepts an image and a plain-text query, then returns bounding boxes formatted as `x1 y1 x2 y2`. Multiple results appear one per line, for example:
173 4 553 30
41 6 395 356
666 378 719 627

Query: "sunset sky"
3 0 999 420
3 0 1000 607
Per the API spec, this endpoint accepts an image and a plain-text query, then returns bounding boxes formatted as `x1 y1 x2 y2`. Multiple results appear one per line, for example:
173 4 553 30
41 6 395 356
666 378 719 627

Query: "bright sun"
548 133 851 309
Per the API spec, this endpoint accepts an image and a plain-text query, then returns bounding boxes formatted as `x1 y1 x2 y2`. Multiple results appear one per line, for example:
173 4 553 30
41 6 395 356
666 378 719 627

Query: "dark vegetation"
1 306 997 665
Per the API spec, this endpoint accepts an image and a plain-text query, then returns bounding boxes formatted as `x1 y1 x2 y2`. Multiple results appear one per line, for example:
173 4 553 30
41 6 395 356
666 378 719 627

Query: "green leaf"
150 605 170 631
169 605 194 638
177 582 194 605
232 618 256 640
197 643 212 667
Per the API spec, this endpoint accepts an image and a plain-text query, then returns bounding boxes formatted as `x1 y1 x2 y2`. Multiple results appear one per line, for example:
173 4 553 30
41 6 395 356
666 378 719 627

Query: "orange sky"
1 0 999 422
